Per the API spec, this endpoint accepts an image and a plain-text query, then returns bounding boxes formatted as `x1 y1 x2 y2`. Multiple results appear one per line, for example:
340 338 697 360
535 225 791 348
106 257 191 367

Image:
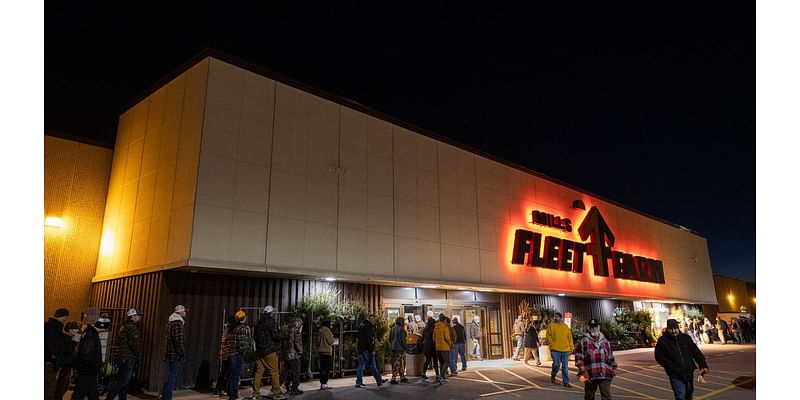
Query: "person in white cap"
253 306 285 399
106 308 143 400
162 305 187 400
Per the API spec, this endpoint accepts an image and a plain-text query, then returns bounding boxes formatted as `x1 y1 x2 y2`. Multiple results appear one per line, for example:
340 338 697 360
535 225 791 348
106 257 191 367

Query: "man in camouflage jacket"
280 317 304 395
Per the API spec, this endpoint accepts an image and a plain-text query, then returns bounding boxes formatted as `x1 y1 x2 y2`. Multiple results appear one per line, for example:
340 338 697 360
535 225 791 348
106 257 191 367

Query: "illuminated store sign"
511 207 665 284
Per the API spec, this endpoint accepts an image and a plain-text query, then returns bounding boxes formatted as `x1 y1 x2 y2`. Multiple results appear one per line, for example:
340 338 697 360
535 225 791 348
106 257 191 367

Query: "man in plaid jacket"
574 319 617 400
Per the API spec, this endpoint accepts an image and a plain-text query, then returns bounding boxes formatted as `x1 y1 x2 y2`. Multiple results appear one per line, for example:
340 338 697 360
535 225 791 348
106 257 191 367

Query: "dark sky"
45 3 754 282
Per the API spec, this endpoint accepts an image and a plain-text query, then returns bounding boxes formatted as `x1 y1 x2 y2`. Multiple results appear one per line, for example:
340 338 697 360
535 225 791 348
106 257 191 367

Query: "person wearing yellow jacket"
433 314 453 383
546 312 574 388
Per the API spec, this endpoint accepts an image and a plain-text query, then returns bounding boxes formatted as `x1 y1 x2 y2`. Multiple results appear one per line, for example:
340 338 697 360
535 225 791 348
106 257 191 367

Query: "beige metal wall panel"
94 59 208 281
44 135 112 320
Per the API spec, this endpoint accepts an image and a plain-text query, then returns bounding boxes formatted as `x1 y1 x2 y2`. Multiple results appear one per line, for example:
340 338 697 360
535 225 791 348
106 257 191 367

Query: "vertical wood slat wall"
91 271 382 392
499 293 631 357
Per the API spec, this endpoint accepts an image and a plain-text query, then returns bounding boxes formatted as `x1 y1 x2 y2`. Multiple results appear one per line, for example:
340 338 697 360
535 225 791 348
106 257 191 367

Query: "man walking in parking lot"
574 319 617 400
546 312 574 387
655 319 709 400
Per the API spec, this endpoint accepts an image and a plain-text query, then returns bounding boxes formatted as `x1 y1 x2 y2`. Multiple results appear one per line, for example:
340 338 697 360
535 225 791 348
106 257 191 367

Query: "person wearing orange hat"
226 310 251 400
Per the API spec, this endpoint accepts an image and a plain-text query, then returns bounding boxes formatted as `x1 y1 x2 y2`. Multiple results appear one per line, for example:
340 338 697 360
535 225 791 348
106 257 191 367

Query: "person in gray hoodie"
389 317 410 384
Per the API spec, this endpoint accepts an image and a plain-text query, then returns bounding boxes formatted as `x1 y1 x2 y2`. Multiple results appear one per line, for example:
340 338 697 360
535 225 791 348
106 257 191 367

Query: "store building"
49 50 718 391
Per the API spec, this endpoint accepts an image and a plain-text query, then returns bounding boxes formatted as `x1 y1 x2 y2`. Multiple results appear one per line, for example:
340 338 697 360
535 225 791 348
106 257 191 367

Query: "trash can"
538 345 552 363
406 353 425 376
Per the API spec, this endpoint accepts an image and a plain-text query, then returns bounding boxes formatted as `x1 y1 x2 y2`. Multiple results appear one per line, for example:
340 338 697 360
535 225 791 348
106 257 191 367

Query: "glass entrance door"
486 305 503 358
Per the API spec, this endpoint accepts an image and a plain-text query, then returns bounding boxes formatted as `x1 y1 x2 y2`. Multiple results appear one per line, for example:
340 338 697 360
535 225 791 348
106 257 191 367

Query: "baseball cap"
127 308 143 317
666 319 680 329
175 305 188 313
587 319 599 327
95 313 112 329
263 305 274 313
235 310 246 319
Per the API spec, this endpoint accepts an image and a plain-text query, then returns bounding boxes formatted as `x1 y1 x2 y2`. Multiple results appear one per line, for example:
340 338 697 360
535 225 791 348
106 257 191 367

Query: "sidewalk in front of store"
127 347 660 400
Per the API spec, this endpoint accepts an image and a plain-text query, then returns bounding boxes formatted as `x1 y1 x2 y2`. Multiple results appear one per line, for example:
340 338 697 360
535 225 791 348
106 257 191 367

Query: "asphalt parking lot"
126 343 755 400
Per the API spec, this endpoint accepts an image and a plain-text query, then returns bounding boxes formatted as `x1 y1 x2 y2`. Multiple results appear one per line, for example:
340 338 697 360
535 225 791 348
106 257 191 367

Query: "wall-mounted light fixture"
324 277 337 282
45 216 65 229
558 293 566 297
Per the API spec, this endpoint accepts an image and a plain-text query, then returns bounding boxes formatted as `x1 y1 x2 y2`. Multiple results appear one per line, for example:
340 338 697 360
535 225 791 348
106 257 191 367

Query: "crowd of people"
46 305 754 400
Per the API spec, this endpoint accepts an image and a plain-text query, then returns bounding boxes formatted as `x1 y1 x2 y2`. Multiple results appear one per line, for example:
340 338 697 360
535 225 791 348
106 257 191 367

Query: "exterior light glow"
456 287 467 290
420 285 438 289
558 293 566 297
324 277 336 282
100 230 114 256
727 294 734 302
45 216 65 228
478 288 493 292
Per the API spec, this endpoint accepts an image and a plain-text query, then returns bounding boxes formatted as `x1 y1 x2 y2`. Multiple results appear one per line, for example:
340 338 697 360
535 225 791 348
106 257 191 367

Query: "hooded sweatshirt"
163 312 186 361
573 331 617 380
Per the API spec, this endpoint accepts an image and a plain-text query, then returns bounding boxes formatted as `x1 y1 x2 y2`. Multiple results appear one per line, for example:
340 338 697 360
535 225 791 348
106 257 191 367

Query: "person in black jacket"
450 317 467 373
45 308 70 400
421 317 441 383
106 308 143 400
72 314 112 400
655 319 709 400
355 314 387 388
253 306 285 400
54 321 82 400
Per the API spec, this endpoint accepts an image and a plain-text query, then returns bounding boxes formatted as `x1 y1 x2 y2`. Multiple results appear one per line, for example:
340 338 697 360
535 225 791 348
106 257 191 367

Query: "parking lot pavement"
123 344 755 400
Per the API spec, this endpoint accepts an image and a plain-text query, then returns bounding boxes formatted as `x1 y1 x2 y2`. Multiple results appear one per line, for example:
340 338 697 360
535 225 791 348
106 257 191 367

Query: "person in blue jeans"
450 317 467 373
161 305 187 400
655 319 709 400
226 310 251 400
106 308 144 400
355 314 387 388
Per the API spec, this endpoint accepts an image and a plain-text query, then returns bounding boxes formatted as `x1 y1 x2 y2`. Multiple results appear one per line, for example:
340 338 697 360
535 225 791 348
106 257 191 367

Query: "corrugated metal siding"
91 271 382 392
500 293 630 357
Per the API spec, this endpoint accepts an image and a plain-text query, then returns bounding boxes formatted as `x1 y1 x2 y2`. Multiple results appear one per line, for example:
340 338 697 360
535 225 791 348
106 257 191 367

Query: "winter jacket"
434 321 453 351
45 317 66 363
470 321 482 339
654 332 708 382
453 322 466 344
75 325 103 374
574 332 617 381
163 312 186 362
422 322 436 355
513 319 525 337
114 319 141 361
318 325 335 356
254 314 281 357
389 325 409 352
227 322 252 356
546 322 574 353
357 319 377 353
524 325 539 348
59 331 79 368
281 325 303 360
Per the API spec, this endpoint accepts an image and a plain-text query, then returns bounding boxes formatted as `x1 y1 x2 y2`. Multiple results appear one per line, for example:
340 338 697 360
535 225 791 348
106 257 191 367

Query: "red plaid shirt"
574 333 617 380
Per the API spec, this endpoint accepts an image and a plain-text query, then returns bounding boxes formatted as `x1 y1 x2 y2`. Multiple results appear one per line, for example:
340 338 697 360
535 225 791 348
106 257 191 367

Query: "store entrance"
386 302 503 360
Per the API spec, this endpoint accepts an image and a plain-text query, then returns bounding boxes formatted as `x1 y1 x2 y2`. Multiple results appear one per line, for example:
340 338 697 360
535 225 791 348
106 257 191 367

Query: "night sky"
45 3 754 282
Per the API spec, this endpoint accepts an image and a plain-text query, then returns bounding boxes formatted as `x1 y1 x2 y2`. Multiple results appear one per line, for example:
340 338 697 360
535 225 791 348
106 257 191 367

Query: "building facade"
47 51 719 391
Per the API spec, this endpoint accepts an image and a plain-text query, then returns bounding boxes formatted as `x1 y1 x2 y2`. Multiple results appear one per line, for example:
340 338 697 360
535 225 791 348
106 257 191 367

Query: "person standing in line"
46 308 70 400
655 319 709 400
728 318 741 344
415 315 426 336
470 316 483 361
105 308 144 400
512 315 525 361
355 314 387 388
253 306 285 400
701 318 715 344
388 317 410 384
444 317 458 376
421 317 441 383
55 321 82 400
574 319 617 400
715 316 728 344
279 317 304 395
213 316 236 397
546 312 574 388
226 310 251 400
162 305 187 400
433 314 453 382
72 314 112 400
739 317 751 343
450 317 468 372
523 319 541 366
318 320 335 390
